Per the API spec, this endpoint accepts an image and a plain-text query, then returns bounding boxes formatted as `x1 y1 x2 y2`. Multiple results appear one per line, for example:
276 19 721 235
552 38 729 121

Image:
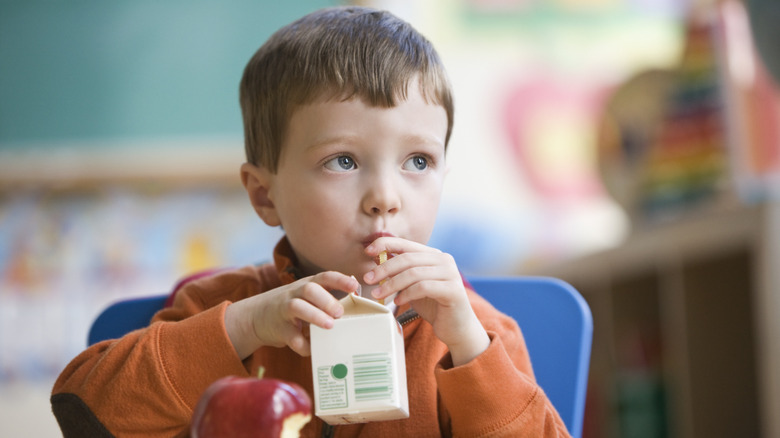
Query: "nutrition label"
353 353 393 402
317 364 349 410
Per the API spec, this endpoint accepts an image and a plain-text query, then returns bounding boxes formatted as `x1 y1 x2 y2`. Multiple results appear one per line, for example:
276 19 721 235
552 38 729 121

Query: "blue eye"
324 155 356 172
404 155 429 171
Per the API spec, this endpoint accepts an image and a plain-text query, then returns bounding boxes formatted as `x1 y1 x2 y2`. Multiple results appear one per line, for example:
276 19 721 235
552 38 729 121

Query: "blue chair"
88 294 168 346
88 275 592 437
469 276 592 438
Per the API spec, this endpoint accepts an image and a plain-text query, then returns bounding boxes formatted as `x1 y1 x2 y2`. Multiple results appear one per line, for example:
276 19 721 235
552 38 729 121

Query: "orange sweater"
52 239 570 437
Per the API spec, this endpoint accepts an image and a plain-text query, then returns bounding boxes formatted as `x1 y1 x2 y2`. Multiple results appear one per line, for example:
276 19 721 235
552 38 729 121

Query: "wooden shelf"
0 139 244 189
522 202 779 438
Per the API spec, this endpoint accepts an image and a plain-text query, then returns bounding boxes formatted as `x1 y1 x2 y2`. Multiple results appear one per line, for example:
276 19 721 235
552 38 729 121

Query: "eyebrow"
304 135 361 153
305 133 444 152
400 133 445 149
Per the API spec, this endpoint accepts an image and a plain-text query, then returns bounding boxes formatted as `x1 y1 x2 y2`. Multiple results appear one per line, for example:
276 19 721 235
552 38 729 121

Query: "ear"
240 162 281 227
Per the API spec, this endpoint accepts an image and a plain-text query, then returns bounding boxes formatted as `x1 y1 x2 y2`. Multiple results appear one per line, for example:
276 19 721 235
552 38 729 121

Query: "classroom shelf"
522 201 780 438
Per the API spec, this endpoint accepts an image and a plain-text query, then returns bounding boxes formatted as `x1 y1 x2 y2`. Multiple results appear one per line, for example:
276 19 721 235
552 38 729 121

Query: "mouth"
361 231 395 247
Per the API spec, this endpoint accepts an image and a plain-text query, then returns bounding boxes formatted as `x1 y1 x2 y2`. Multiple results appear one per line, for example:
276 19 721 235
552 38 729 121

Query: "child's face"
265 82 448 282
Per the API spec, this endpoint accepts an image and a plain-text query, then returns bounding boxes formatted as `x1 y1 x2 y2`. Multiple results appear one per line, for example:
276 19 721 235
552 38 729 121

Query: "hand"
225 272 359 359
363 237 490 366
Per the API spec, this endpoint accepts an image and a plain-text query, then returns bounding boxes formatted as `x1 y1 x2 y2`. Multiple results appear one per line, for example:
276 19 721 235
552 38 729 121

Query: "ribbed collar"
272 236 303 284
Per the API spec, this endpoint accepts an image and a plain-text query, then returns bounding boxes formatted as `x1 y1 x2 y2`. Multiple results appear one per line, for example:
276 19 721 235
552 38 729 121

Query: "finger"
287 296 337 330
382 261 464 305
366 251 448 287
393 280 454 306
297 281 345 319
371 265 444 301
287 332 311 357
310 271 361 296
365 236 434 258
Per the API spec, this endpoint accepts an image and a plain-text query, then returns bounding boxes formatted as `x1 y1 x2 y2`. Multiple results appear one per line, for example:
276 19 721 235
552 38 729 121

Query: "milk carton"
310 293 409 424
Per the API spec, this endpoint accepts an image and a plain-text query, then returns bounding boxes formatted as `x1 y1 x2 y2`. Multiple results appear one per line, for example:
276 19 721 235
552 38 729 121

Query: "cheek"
280 184 350 232
271 180 317 227
407 183 443 237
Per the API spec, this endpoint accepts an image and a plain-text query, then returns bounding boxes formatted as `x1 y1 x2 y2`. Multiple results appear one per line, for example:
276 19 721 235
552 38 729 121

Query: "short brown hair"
239 6 454 172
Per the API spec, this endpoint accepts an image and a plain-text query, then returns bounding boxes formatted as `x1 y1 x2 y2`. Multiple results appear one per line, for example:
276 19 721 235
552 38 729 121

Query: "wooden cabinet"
522 202 780 438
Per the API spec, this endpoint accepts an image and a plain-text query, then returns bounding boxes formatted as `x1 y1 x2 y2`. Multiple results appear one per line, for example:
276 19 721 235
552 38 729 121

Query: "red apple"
191 367 312 438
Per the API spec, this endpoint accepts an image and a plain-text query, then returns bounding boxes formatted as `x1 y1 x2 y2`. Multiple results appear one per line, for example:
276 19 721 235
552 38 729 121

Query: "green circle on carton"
331 363 348 380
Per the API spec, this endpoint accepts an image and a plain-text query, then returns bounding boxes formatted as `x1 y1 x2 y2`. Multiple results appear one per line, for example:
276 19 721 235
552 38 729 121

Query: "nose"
362 173 401 216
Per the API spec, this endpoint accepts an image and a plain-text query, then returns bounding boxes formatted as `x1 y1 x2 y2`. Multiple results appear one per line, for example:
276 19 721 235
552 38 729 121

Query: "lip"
362 232 395 247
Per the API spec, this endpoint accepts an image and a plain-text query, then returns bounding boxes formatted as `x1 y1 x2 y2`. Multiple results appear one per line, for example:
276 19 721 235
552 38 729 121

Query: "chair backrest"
88 275 592 437
87 295 168 346
469 276 592 438
87 267 227 346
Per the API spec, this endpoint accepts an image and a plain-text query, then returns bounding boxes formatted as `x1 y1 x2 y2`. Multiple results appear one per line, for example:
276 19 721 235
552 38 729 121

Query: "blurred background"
2 0 779 436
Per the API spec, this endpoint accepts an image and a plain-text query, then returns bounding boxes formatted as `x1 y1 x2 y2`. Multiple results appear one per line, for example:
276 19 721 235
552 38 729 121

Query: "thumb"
288 333 311 357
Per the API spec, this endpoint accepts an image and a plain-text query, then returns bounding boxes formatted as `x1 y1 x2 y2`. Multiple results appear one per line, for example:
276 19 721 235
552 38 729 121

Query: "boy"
52 6 570 437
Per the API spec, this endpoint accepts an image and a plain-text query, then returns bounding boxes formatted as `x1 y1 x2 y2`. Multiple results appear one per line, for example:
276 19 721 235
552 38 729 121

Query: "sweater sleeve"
51 289 248 437
434 293 572 438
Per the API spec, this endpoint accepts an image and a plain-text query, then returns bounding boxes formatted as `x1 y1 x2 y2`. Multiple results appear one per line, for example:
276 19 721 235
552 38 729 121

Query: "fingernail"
364 271 374 283
372 289 381 298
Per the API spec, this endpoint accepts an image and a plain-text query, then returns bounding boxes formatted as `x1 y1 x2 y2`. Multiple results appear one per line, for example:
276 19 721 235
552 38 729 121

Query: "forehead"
282 85 448 156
